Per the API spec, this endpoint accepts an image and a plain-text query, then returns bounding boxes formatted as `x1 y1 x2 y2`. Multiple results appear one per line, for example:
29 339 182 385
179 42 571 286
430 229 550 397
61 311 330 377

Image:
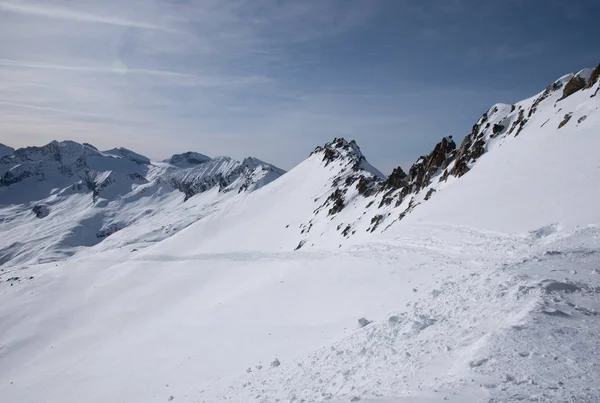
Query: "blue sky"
1 0 598 172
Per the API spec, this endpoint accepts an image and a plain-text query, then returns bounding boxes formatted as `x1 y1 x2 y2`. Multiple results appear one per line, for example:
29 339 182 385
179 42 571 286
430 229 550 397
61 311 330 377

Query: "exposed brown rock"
424 188 436 201
561 76 586 100
585 63 600 89
558 113 573 129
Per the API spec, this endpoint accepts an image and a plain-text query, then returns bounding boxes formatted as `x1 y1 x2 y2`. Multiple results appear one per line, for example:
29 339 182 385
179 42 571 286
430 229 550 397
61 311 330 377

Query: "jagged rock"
558 113 573 129
424 188 436 201
529 82 562 117
561 75 586 100
382 167 407 190
405 136 456 194
342 224 352 237
327 189 346 216
586 63 600 89
32 204 50 218
356 176 377 197
450 127 484 178
492 123 505 136
369 214 385 233
311 138 384 177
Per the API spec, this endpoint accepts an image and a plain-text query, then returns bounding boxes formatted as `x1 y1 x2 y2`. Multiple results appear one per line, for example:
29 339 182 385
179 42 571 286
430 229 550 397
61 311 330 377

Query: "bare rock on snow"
558 113 573 129
540 280 581 293
358 318 372 328
561 75 586 100
32 204 50 219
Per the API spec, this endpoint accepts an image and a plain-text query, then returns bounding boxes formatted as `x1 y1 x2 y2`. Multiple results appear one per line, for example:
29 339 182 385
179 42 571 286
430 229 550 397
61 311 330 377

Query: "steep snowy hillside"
0 65 599 403
0 141 285 267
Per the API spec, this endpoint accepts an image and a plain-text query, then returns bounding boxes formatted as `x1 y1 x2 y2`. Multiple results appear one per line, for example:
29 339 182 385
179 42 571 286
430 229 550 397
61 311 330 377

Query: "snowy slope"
402 69 600 232
0 65 599 403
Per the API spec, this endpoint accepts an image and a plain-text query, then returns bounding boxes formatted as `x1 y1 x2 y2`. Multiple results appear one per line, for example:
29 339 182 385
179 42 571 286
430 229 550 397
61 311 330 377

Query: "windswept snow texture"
0 66 600 403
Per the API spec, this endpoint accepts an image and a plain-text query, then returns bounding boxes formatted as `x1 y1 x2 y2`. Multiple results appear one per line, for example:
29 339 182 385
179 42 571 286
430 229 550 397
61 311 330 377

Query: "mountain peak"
312 137 384 179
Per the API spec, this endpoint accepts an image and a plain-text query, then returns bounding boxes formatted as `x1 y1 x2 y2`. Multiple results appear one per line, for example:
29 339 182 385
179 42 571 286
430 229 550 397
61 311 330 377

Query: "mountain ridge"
0 63 598 264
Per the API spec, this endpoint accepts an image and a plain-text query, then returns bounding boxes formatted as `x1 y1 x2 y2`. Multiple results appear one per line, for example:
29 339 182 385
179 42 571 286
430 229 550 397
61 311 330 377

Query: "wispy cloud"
0 100 111 118
0 59 272 87
0 1 178 32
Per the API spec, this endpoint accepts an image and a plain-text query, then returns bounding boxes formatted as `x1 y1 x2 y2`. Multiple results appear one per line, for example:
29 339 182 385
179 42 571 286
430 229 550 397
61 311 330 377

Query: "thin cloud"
0 59 199 78
0 1 179 33
0 101 110 118
0 59 273 88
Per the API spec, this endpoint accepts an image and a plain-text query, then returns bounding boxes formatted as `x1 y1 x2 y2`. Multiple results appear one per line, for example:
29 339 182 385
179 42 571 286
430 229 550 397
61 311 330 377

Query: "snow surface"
1 68 599 403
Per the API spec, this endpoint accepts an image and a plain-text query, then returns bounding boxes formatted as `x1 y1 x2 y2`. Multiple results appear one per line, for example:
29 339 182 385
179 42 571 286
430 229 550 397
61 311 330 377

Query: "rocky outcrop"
585 63 600 89
558 113 573 129
311 138 385 180
561 76 586 100
32 204 50 218
375 136 456 209
409 136 456 189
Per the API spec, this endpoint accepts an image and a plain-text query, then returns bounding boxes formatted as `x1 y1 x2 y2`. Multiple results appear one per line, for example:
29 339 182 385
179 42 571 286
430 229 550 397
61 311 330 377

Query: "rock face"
562 76 586 100
31 204 50 218
404 136 456 195
585 63 600 89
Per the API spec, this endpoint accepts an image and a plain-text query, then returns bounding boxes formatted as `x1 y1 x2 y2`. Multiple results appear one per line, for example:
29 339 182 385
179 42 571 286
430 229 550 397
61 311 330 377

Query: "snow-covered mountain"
0 143 14 159
0 64 599 403
0 141 285 266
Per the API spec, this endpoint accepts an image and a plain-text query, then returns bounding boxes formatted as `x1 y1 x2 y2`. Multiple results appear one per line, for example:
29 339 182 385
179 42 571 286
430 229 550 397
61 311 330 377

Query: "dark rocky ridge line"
302 64 600 243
